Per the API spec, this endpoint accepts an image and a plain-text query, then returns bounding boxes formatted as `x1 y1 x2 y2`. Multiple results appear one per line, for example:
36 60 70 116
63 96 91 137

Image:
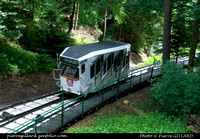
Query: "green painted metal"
101 88 104 107
34 121 37 133
82 96 84 118
116 66 121 99
130 73 132 90
61 86 64 129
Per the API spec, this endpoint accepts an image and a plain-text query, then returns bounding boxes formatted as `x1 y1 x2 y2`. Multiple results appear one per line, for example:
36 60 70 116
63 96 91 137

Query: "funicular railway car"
54 41 131 95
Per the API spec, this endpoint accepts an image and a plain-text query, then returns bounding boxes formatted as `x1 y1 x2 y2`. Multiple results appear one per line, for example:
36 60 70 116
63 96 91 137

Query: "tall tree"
162 0 172 63
73 2 79 30
67 0 76 34
188 0 200 68
99 8 107 42
170 0 193 63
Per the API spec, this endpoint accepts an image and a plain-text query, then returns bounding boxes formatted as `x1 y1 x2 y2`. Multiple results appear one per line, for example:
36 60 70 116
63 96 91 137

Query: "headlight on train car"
68 87 71 92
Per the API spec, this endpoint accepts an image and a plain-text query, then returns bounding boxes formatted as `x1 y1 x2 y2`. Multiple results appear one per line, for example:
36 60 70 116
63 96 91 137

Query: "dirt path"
0 72 58 107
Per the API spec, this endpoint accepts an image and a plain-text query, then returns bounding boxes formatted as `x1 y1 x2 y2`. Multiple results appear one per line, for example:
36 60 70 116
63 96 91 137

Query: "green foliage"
0 0 75 54
150 61 200 116
170 0 193 58
37 54 56 72
0 0 198 77
72 31 97 45
66 111 189 133
136 56 162 68
0 43 56 78
0 1 26 41
1 0 197 57
78 0 164 54
194 53 200 66
117 0 164 54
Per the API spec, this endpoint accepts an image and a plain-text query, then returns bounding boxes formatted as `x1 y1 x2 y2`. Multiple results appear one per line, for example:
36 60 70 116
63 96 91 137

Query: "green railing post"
61 87 64 129
57 85 64 129
101 87 104 107
151 66 154 79
82 95 84 118
150 57 156 79
130 73 132 90
35 121 37 133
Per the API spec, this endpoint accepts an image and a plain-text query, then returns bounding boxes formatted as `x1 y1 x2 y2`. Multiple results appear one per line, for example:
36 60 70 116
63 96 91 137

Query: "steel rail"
0 90 62 112
0 93 73 127
17 99 81 133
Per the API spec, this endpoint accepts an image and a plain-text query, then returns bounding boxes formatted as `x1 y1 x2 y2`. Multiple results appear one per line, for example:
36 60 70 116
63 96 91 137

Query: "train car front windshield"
61 65 79 79
60 57 79 80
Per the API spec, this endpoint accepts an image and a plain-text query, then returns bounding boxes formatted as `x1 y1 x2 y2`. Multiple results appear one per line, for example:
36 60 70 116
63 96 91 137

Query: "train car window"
81 63 85 74
123 56 126 68
117 54 121 66
103 61 107 75
114 55 119 68
96 58 101 74
111 53 114 64
107 55 112 70
126 51 129 65
90 64 95 78
62 65 79 79
119 50 123 63
114 51 123 69
100 55 104 64
60 63 65 74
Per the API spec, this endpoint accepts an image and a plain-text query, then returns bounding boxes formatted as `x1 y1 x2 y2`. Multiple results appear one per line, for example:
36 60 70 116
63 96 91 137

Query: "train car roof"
60 41 130 61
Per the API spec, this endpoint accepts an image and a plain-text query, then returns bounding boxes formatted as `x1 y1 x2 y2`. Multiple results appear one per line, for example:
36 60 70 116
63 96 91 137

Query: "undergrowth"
150 61 200 116
0 27 98 78
0 41 56 78
65 111 189 133
71 29 97 46
136 56 162 68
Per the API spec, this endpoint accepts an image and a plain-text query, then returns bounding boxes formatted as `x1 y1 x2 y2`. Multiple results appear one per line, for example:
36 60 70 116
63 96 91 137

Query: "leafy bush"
136 56 162 68
72 30 97 45
150 61 200 116
66 111 189 133
194 53 200 67
0 43 56 78
19 21 75 54
37 54 56 72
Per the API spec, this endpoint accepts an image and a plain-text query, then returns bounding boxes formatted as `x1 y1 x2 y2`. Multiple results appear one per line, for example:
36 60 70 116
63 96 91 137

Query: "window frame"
90 64 95 79
96 58 101 75
81 63 85 74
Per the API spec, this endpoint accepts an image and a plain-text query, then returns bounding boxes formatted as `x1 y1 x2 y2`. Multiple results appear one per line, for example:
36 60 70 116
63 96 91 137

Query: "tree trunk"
99 8 107 42
73 2 79 30
116 24 122 41
32 0 35 21
162 0 172 63
67 0 76 34
188 0 200 68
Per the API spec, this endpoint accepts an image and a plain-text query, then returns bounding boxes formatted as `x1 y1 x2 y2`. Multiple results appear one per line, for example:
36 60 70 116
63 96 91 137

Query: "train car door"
79 62 89 94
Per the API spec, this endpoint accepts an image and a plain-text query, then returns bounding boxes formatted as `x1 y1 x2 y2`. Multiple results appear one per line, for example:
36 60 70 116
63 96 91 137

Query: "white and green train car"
54 41 131 95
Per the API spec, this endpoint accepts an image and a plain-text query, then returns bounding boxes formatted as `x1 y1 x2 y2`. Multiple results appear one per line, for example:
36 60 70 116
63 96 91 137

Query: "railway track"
0 54 197 133
0 91 80 133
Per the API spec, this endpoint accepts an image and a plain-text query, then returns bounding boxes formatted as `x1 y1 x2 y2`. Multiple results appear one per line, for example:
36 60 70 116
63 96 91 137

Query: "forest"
0 0 199 78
